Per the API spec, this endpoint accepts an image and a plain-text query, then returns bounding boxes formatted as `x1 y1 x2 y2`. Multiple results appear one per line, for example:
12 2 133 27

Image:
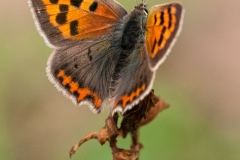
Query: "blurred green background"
1 0 240 159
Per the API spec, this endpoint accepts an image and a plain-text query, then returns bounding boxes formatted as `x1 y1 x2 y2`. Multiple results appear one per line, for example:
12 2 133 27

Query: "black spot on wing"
72 76 77 82
151 38 157 53
87 49 93 61
74 64 78 69
162 26 166 34
158 34 163 46
160 12 164 25
168 8 172 29
85 95 95 103
50 0 58 4
70 0 83 8
56 13 67 25
65 84 70 90
70 20 79 36
59 4 68 12
154 14 157 25
89 1 98 12
158 26 166 46
73 91 79 99
168 14 172 29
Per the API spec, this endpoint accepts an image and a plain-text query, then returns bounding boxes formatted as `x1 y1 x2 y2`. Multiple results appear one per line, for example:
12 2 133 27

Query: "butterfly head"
134 3 148 16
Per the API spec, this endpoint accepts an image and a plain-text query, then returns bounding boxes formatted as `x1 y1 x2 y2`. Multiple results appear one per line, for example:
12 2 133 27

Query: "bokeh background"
1 0 240 159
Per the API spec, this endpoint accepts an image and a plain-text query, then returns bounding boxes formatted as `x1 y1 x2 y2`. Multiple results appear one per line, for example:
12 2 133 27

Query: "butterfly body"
29 0 184 114
120 5 147 49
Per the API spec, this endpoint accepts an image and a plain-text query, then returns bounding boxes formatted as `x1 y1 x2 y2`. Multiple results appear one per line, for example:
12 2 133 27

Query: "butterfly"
28 0 184 114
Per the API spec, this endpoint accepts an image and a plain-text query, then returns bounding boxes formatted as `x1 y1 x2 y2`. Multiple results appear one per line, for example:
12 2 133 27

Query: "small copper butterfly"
28 0 184 114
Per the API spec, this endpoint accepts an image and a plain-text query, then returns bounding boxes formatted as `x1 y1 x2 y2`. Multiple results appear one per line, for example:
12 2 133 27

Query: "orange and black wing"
145 2 184 70
29 0 128 113
29 0 127 47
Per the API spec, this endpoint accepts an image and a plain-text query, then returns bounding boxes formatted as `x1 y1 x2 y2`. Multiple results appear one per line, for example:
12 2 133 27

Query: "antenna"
135 0 138 5
143 0 148 5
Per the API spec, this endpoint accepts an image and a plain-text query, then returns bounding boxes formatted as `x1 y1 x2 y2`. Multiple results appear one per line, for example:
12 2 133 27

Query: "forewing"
28 0 127 47
145 2 184 70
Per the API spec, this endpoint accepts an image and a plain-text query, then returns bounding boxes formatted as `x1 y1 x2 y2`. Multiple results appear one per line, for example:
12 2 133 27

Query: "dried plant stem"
69 132 99 158
69 90 169 160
